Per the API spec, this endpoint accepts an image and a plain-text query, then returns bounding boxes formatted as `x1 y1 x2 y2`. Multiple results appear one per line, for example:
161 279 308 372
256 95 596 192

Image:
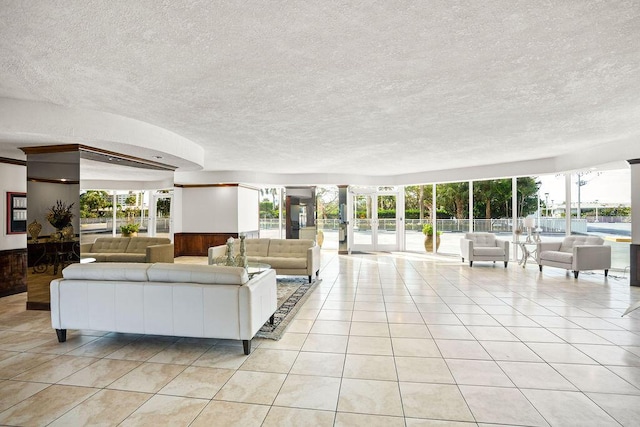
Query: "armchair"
460 232 509 267
536 236 610 278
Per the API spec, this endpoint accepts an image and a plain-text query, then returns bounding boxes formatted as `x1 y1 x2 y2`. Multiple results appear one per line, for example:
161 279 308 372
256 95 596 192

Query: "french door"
349 187 402 252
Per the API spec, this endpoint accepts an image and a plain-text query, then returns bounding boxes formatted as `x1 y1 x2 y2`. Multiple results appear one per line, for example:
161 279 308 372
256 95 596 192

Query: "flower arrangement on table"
46 200 74 230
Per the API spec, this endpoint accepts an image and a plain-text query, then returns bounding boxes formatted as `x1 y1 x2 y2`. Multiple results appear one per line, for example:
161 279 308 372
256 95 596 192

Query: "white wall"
1 163 27 250
180 187 238 232
172 187 183 233
237 186 259 233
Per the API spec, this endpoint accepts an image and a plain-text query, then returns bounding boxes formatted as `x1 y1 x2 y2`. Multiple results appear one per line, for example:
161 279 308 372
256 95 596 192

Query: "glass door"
151 192 173 241
376 193 398 251
352 193 375 251
350 187 400 252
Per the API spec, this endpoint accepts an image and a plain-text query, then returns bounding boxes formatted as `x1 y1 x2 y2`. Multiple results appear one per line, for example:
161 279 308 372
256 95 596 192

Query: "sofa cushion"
245 239 271 257
252 256 307 269
147 263 249 285
559 236 605 253
125 237 171 254
82 253 107 262
268 239 314 258
540 250 573 264
473 247 504 257
103 253 147 262
62 263 151 281
465 233 496 247
91 237 131 253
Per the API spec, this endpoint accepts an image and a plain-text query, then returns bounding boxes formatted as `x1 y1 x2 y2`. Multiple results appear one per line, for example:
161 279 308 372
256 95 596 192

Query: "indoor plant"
422 223 442 252
120 222 140 237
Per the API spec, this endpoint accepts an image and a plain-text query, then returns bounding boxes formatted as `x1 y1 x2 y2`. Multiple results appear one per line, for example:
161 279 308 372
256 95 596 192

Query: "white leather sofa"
80 237 175 263
208 238 320 282
460 232 509 267
536 236 611 278
50 262 277 354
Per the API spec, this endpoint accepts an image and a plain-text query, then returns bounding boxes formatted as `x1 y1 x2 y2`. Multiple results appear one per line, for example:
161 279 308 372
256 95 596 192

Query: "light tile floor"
1 252 640 425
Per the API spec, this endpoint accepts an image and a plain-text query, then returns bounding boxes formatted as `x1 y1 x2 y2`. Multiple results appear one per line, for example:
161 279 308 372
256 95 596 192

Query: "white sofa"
460 232 509 267
536 236 611 278
50 262 277 354
208 238 320 282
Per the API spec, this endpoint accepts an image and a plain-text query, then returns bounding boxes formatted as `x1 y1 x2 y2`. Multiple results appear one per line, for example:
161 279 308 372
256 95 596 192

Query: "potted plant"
422 223 442 252
120 223 140 237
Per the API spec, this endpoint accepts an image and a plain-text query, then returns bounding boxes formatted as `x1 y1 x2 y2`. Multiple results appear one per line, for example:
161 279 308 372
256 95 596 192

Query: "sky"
537 168 630 207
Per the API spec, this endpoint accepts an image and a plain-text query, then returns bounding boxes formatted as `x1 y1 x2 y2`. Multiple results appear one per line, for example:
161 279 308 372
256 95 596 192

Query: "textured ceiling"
1 1 639 183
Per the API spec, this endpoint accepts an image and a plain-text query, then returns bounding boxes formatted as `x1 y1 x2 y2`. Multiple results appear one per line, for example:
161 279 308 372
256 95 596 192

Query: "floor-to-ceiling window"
539 168 631 272
79 189 174 244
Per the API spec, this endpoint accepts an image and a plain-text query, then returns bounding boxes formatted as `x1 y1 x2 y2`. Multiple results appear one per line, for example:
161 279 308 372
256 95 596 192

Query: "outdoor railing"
259 217 603 234
80 217 171 232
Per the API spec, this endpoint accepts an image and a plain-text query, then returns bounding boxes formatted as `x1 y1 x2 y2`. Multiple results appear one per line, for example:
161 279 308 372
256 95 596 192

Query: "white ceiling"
1 1 639 185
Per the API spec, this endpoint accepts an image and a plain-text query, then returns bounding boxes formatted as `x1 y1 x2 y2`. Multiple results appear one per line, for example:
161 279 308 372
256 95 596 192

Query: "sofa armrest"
80 243 93 253
307 244 321 276
460 239 473 260
208 245 227 264
495 239 510 259
146 244 175 263
573 245 612 271
238 269 278 338
536 241 562 252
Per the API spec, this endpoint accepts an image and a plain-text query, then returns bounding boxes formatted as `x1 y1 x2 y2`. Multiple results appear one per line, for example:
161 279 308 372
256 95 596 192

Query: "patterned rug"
256 276 321 340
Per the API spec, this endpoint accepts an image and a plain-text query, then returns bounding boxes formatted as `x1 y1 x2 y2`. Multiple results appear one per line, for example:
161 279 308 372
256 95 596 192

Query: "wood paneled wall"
173 231 259 257
0 249 27 297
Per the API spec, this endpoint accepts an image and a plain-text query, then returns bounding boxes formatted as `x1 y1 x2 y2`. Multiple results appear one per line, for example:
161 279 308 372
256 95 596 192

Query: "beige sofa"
208 238 320 282
81 237 175 263
460 232 509 267
536 236 611 278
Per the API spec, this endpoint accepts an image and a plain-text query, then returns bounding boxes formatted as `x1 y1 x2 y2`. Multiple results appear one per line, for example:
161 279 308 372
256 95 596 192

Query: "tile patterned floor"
2 252 640 425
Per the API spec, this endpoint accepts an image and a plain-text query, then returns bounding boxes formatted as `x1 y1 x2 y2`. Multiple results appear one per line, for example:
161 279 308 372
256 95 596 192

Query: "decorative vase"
61 225 74 240
424 234 441 252
121 231 138 237
225 237 236 266
28 220 42 242
237 234 248 268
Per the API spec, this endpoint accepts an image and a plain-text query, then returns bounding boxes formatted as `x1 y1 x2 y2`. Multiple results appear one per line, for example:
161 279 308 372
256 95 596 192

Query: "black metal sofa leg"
56 329 67 343
269 314 275 325
574 271 579 278
605 269 609 277
243 339 251 355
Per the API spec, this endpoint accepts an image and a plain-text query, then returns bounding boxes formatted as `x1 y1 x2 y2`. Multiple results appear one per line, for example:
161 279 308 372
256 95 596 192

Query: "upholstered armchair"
460 232 509 267
536 236 611 278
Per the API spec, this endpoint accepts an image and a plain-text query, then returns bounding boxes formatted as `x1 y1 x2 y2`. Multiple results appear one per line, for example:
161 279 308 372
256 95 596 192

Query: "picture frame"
7 192 27 234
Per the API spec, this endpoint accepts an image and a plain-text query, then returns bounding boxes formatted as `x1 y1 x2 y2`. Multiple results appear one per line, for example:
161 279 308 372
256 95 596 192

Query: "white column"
565 173 572 236
468 180 474 233
112 191 117 237
432 183 437 252
512 177 518 261
398 186 406 251
278 187 283 239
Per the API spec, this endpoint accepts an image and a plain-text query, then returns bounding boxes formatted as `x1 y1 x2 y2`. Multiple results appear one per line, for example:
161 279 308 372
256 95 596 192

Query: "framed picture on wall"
7 192 27 234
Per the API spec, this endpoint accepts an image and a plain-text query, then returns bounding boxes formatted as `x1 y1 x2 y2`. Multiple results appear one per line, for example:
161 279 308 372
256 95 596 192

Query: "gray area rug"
256 276 321 340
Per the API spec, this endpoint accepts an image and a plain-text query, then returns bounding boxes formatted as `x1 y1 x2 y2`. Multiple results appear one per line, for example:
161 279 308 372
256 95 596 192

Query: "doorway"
349 187 403 252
